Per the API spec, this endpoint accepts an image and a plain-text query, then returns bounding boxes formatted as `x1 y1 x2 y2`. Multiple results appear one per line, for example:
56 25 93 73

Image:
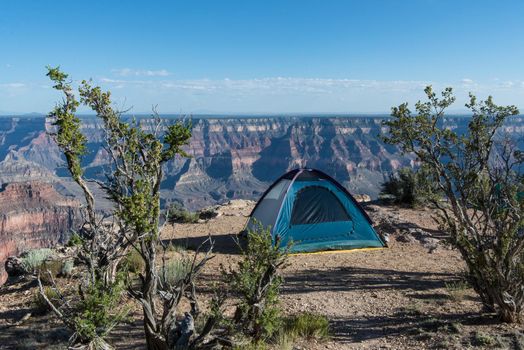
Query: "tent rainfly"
246 168 385 253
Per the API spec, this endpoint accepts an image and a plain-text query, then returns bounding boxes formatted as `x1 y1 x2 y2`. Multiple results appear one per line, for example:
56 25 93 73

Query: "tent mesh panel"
290 186 350 225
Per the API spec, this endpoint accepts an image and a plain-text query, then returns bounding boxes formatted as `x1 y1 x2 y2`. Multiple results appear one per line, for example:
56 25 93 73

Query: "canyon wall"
3 115 524 209
1 116 418 210
1 115 524 282
0 181 80 283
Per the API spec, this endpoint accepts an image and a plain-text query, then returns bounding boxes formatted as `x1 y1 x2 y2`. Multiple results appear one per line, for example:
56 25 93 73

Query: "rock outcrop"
0 181 80 284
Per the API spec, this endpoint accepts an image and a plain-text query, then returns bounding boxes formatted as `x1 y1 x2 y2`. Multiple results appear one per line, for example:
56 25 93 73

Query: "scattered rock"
5 257 24 277
420 237 440 253
354 194 372 203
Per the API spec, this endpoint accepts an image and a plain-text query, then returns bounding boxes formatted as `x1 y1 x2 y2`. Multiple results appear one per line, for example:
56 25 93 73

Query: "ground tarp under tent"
246 168 385 253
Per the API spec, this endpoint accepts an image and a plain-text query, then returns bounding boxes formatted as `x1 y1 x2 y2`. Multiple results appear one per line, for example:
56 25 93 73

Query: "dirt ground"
1 200 523 349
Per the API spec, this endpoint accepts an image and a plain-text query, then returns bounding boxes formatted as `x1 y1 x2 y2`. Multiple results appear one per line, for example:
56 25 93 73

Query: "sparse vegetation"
70 278 129 346
283 312 330 340
402 302 424 316
32 286 59 315
66 232 83 247
228 221 290 343
445 280 470 301
164 241 185 253
159 256 192 286
43 66 207 349
123 249 144 274
38 259 64 284
21 248 53 274
198 207 219 220
380 167 431 207
384 86 524 323
447 322 462 334
471 331 498 347
60 260 74 277
167 202 200 223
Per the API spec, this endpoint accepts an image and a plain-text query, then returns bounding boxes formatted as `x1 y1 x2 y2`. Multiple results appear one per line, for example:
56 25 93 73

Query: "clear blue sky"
1 0 523 114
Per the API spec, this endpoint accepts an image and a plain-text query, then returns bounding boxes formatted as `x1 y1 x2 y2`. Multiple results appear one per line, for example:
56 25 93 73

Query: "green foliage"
283 312 330 340
46 66 87 181
380 167 429 208
21 248 53 274
445 280 469 301
46 66 194 349
229 222 290 342
67 232 83 247
160 257 192 286
60 260 75 277
167 202 200 224
38 259 65 284
33 286 59 315
162 122 192 160
471 331 497 347
383 86 524 323
124 249 144 274
73 277 129 343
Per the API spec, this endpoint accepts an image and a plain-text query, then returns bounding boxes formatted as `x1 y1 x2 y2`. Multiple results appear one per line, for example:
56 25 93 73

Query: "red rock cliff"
0 181 80 284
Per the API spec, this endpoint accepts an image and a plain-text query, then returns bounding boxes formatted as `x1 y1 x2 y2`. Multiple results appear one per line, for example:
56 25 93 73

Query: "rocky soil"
1 200 523 349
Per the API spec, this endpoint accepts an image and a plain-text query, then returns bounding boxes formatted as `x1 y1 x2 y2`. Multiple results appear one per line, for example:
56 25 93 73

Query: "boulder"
5 256 25 277
354 194 372 203
198 207 220 220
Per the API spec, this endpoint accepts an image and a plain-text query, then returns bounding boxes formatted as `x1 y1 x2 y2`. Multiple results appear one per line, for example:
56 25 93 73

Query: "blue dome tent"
247 168 385 253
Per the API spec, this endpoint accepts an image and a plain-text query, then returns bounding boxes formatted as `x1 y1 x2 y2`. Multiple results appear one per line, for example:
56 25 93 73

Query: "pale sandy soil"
1 200 523 349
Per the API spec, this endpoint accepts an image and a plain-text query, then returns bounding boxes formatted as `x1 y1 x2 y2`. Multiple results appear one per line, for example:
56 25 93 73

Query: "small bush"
383 87 524 323
160 258 192 286
379 167 432 207
229 221 290 342
39 260 65 284
167 203 199 224
445 280 469 301
198 208 218 221
124 249 144 274
471 331 497 347
33 286 59 315
60 260 74 277
73 278 129 343
447 322 462 334
67 232 83 247
164 241 185 253
284 312 329 340
21 248 53 273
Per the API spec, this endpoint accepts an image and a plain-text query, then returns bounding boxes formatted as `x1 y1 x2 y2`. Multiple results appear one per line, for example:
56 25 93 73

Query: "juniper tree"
44 67 220 349
383 86 524 323
228 222 290 343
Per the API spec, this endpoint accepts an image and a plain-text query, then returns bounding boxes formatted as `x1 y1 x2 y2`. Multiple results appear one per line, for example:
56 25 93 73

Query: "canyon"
1 115 523 283
0 181 80 283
